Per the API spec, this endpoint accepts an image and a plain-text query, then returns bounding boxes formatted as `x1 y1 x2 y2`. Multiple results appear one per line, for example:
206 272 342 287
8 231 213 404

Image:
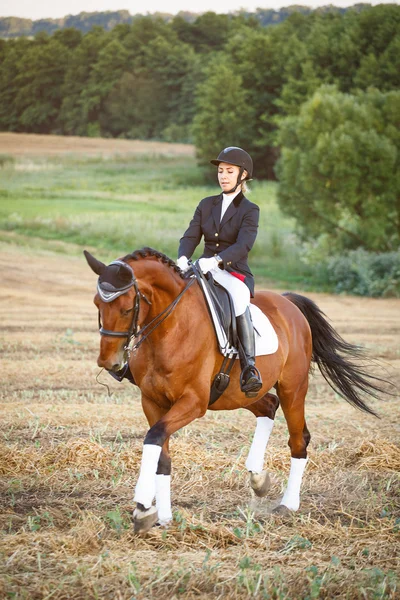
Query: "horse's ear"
83 250 106 275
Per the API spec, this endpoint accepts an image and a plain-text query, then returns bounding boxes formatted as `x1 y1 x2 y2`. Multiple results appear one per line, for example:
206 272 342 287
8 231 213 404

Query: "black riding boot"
236 307 262 397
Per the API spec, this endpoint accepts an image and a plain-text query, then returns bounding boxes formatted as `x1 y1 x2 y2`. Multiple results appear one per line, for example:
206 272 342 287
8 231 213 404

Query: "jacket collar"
212 191 245 229
212 191 244 207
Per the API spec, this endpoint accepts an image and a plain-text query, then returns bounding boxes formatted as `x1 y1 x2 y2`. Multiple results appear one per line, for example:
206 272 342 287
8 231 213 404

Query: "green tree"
202 26 289 178
276 85 400 253
0 37 31 130
85 38 130 135
59 27 108 135
13 32 69 133
104 72 167 139
192 55 254 174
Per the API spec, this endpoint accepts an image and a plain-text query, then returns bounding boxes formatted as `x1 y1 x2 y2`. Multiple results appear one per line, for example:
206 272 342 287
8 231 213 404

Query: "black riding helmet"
210 146 253 194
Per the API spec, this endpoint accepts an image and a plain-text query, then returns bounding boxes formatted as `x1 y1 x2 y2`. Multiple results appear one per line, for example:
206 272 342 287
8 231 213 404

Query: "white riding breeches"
210 268 250 316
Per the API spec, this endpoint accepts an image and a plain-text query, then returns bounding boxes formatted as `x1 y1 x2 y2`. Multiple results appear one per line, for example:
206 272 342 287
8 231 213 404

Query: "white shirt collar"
222 188 241 203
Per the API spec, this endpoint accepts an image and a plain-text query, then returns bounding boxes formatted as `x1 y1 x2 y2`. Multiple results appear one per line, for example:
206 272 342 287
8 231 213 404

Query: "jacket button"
228 261 231 265
215 233 218 237
214 253 217 256
216 243 219 247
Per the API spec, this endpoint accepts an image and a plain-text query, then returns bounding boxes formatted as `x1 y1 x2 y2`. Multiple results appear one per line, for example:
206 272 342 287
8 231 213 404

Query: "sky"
0 0 397 20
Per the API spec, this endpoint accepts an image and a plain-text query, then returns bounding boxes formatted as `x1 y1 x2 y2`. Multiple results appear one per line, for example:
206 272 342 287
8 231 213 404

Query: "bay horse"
84 247 387 534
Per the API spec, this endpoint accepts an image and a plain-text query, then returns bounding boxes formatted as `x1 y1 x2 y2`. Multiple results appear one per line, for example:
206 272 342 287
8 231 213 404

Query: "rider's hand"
176 255 190 272
198 257 219 274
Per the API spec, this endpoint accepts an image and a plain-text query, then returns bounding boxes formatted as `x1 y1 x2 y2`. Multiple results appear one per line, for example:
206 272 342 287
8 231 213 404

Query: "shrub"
323 249 400 297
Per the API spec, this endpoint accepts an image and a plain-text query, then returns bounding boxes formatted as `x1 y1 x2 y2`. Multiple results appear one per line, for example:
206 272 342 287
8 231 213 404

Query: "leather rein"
98 270 195 357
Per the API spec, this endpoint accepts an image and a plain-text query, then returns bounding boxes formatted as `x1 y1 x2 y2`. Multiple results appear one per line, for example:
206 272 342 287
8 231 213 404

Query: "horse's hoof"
272 504 292 516
250 471 271 497
157 518 172 528
133 505 158 534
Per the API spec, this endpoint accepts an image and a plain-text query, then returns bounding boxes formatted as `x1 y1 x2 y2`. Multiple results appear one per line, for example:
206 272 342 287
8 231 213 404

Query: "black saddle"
204 271 238 352
190 265 238 354
190 263 239 405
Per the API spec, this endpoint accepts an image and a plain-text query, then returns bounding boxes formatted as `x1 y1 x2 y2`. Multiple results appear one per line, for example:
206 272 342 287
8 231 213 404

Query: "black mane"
122 247 185 278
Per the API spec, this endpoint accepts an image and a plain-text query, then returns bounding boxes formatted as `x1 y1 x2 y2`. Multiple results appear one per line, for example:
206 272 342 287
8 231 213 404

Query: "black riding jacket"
178 191 259 296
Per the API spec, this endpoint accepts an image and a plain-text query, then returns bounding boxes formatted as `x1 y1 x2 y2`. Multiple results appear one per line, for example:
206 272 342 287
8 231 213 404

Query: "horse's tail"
282 292 389 418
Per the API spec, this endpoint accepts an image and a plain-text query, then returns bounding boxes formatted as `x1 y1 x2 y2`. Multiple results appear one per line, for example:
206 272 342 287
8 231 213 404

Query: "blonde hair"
241 170 250 194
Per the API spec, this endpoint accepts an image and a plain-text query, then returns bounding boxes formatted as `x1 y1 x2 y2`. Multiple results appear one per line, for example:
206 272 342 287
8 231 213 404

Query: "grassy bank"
0 152 311 288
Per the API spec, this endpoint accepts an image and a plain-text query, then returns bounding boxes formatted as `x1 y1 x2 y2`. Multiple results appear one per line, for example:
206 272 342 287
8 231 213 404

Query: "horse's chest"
139 372 177 405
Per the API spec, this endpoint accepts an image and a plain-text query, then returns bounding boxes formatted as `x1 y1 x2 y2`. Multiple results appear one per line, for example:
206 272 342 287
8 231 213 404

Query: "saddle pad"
196 273 278 357
250 303 279 356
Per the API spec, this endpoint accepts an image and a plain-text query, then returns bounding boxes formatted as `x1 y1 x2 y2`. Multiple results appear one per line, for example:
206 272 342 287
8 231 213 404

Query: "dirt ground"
0 244 399 599
0 132 195 157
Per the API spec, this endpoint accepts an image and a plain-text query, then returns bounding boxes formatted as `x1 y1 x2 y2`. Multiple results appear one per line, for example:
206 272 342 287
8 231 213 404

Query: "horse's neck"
133 259 188 326
136 263 209 348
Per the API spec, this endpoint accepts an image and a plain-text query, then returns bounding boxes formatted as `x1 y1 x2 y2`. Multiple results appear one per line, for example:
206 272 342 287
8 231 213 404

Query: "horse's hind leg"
245 392 279 497
275 378 310 513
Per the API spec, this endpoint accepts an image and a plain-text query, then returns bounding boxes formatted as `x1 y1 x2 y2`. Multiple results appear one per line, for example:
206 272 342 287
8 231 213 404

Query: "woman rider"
177 146 262 396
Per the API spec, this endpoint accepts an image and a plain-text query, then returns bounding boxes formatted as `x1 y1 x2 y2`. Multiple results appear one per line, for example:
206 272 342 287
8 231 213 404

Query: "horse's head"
84 250 149 372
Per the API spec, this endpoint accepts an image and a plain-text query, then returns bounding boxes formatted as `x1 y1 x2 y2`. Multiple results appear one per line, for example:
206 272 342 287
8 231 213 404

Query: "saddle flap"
192 266 238 355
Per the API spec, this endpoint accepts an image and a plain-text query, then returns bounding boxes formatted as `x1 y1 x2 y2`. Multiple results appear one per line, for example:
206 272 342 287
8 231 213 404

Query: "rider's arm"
178 200 204 260
218 205 259 268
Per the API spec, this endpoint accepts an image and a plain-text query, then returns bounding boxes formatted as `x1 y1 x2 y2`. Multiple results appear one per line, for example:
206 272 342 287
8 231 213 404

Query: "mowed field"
0 134 399 599
0 132 196 158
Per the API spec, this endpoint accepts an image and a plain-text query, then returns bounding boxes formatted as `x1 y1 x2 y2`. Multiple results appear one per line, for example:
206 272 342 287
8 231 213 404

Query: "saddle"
190 264 240 406
197 270 238 354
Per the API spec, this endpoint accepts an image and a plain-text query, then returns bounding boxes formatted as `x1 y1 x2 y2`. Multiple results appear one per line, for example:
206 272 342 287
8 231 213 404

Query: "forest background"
0 3 399 295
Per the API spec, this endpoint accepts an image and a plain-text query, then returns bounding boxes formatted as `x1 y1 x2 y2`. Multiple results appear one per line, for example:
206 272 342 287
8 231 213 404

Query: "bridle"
97 262 195 359
98 276 148 342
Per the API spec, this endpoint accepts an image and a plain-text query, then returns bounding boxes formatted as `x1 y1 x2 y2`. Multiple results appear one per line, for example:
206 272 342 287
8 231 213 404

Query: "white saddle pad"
250 303 279 356
196 274 278 357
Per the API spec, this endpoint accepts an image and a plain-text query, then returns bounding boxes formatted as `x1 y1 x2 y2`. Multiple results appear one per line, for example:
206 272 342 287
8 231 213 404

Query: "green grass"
0 153 313 287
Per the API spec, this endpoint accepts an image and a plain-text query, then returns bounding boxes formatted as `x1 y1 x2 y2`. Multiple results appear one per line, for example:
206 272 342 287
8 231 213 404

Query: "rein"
129 277 195 353
98 272 195 357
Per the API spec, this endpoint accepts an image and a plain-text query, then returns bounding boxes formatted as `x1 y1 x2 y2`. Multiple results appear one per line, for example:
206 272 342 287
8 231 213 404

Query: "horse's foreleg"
133 396 169 533
134 391 206 533
245 392 279 496
155 439 172 525
133 441 172 532
275 379 310 513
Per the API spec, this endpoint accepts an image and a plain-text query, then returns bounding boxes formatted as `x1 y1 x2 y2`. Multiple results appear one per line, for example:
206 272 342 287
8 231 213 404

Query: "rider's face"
218 162 241 194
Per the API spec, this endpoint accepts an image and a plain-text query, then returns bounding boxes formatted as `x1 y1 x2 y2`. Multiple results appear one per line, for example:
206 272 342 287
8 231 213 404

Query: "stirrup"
240 365 262 397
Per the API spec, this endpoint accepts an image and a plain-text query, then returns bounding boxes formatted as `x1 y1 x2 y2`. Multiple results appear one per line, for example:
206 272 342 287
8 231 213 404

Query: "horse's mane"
122 247 185 279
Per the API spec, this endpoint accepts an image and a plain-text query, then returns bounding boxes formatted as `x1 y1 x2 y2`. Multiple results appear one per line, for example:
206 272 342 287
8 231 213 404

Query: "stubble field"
0 134 399 599
0 244 399 599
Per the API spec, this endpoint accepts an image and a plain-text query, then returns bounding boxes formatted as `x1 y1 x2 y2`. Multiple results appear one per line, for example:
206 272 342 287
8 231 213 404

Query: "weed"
104 507 130 535
27 511 54 532
127 561 141 593
280 534 312 554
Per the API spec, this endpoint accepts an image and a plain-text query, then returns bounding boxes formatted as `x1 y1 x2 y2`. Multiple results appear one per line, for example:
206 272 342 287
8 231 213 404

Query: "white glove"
176 255 190 272
198 257 219 274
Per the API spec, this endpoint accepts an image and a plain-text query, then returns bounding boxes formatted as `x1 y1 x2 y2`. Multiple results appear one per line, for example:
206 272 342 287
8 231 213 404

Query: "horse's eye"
122 308 133 316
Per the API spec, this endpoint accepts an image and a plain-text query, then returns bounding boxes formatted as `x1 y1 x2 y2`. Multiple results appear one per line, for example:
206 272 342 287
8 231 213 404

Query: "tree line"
1 3 399 286
0 5 369 38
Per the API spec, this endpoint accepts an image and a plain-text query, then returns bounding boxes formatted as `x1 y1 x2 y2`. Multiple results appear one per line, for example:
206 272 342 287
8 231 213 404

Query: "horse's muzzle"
97 356 124 371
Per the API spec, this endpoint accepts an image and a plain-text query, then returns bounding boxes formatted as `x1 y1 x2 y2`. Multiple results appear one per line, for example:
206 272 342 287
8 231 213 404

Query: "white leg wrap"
133 444 162 509
280 457 308 511
156 474 173 524
245 417 274 473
